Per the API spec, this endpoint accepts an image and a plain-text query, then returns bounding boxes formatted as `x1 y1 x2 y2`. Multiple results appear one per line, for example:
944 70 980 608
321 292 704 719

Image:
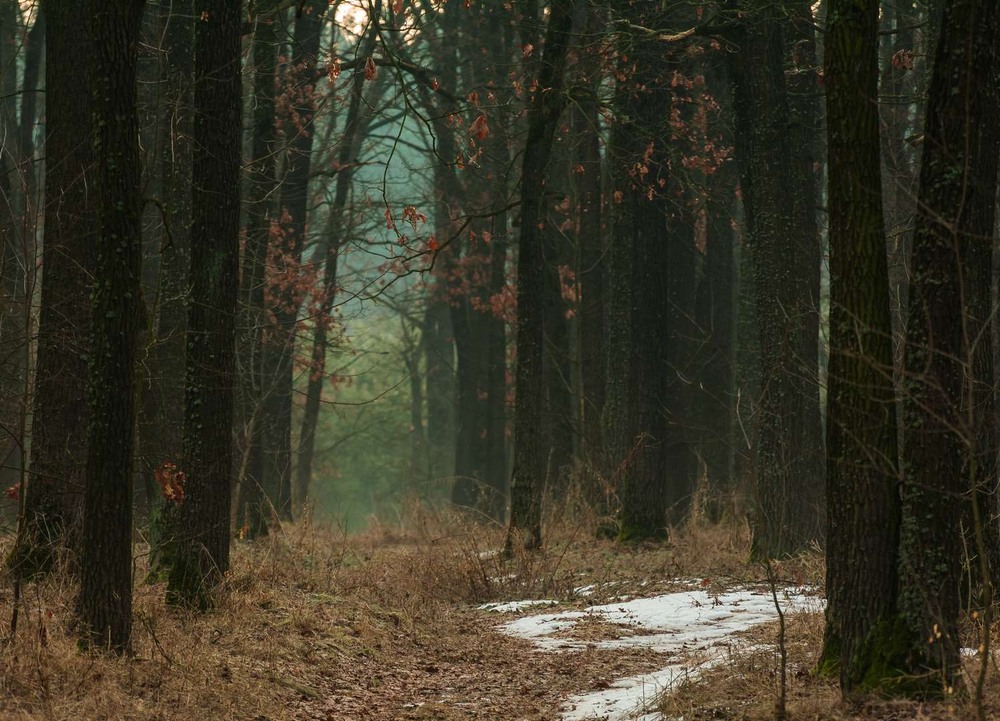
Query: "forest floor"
0 504 996 720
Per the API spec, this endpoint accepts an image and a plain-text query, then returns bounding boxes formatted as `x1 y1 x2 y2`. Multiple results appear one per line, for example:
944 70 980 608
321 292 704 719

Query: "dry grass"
0 502 992 720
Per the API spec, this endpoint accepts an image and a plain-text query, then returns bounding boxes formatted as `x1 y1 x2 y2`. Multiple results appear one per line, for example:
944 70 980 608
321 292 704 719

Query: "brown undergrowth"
0 499 990 720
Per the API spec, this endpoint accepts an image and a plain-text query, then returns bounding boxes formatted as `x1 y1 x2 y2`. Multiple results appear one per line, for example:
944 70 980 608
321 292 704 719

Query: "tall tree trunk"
167 0 241 609
265 0 327 515
726 3 823 557
570 43 605 490
961 23 1000 602
505 0 575 551
237 9 278 541
0 4 42 496
12 0 94 578
145 0 195 576
297 13 378 507
898 0 1000 692
820 0 903 693
605 17 672 542
784 0 826 540
77 0 145 653
695 53 738 520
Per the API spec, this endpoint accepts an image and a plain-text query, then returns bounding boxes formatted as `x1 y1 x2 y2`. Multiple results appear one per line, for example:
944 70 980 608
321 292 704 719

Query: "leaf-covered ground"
0 512 994 720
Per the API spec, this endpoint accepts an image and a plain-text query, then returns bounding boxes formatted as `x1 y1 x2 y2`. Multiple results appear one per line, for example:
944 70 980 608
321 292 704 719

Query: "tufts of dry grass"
0 495 993 721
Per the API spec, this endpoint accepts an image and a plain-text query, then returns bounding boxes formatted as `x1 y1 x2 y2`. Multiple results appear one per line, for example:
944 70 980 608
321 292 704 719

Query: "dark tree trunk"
784 0 826 540
542 176 576 495
820 0 903 693
505 0 575 551
571 56 605 483
297 13 378 508
423 297 454 479
167 0 241 609
880 0 917 376
605 23 673 542
265 0 327 515
145 0 195 577
726 3 823 557
12 0 94 578
898 0 1000 692
450 282 491 507
237 9 279 541
962 27 1000 603
695 54 738 519
77 0 145 653
664 195 698 522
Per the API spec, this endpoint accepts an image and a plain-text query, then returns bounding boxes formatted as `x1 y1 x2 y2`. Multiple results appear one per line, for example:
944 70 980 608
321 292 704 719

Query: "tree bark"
505 0 576 551
12 0 94 578
820 0 903 693
237 8 279 541
77 0 145 652
898 0 1000 693
726 2 823 557
145 0 195 576
167 0 241 609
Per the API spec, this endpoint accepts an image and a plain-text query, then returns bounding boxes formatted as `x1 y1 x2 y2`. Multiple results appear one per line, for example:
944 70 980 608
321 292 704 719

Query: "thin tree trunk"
237 9 278 541
505 0 575 551
297 12 378 506
265 0 327 516
146 0 195 576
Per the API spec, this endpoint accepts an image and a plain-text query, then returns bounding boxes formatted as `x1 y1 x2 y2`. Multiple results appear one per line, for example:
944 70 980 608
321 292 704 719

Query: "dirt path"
293 604 673 720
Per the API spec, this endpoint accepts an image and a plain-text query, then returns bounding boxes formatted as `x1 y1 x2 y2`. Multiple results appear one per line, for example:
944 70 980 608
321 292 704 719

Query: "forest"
1 0 998 719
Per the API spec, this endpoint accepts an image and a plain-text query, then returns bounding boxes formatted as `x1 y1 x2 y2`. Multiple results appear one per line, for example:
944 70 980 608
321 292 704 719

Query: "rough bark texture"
959 5 1000 603
167 0 241 609
77 0 145 652
821 0 904 694
898 0 999 693
726 2 824 557
13 0 94 577
505 0 575 551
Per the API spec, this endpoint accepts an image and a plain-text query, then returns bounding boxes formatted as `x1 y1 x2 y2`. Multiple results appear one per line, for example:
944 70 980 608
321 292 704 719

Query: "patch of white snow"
494 584 823 721
477 599 559 613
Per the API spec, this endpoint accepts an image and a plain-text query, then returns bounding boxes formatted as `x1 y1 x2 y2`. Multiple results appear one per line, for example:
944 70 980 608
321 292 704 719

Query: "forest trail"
0 520 835 721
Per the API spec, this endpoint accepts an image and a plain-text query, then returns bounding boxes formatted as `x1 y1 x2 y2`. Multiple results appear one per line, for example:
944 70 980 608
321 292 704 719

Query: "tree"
167 0 241 608
12 0 93 578
77 0 146 651
264 0 328 516
505 0 576 551
725 1 824 557
297 6 381 513
237 7 279 541
897 0 1000 692
820 0 902 693
603 3 675 542
145 0 195 576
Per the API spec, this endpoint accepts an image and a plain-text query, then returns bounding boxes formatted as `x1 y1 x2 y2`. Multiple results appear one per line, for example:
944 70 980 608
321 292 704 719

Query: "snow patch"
494 583 823 721
477 599 559 613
